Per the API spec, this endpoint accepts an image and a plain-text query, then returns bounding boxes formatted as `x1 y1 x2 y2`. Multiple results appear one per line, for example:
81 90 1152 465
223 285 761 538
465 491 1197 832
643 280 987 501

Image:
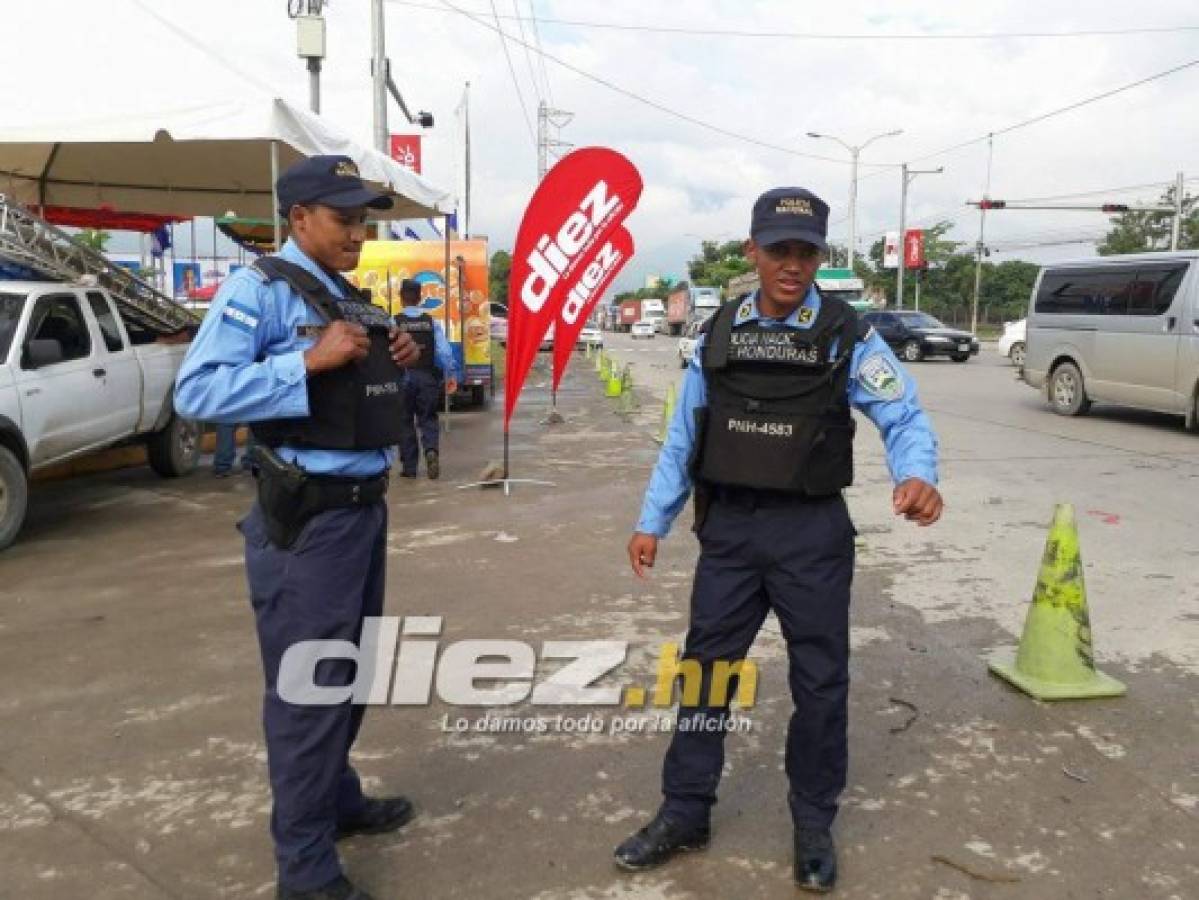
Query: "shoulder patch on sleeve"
221 300 260 333
858 352 904 401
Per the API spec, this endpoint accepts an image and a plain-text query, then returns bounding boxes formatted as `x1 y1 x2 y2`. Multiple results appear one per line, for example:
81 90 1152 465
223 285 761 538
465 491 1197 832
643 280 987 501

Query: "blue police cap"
750 187 829 251
276 155 394 216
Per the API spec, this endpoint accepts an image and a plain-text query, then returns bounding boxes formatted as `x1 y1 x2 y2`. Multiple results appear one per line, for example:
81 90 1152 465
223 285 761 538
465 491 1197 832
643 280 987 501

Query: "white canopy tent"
0 96 455 222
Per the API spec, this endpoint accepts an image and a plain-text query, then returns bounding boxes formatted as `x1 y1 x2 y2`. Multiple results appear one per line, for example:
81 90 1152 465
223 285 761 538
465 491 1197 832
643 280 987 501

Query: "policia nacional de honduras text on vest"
392 312 437 371
250 257 406 450
690 292 865 496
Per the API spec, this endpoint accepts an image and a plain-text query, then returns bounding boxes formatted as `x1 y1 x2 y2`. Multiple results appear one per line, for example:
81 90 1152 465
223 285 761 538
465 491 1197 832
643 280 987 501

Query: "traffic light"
1100 204 1129 213
978 199 1006 210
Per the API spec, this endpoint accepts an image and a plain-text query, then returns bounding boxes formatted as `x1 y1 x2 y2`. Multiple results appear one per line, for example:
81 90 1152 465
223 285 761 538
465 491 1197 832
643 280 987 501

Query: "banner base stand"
540 411 566 425
457 478 557 496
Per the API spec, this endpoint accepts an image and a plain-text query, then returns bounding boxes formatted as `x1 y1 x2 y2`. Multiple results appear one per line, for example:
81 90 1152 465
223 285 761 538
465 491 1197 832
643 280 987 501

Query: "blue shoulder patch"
857 352 904 401
222 300 260 333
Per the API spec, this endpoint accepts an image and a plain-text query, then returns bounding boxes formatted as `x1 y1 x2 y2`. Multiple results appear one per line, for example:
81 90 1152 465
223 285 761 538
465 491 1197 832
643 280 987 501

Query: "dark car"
861 310 980 363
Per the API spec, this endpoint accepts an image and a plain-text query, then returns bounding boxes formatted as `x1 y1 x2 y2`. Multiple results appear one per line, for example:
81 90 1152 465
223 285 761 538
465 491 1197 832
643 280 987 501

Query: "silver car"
1022 251 1199 427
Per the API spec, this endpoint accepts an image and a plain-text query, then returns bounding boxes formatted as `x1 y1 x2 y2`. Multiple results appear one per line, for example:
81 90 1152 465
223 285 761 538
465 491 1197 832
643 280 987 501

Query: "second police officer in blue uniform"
176 156 423 900
392 278 460 479
615 187 943 893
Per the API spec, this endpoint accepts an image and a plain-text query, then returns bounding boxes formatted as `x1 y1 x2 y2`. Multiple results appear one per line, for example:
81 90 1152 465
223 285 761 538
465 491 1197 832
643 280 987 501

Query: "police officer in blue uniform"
176 156 424 900
393 278 460 479
615 188 943 893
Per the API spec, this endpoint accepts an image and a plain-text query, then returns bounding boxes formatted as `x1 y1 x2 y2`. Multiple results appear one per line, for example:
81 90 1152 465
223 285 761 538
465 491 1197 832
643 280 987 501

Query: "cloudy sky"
4 0 1198 290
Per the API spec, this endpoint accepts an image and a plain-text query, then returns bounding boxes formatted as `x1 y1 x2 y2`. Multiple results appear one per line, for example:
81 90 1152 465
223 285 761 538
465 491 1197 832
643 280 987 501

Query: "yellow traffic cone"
988 504 1126 700
606 366 623 398
653 383 677 443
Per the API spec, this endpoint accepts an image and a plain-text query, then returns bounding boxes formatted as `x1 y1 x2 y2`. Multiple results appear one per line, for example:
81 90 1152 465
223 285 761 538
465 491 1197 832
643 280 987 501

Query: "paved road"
1 343 1196 898
602 327 1199 676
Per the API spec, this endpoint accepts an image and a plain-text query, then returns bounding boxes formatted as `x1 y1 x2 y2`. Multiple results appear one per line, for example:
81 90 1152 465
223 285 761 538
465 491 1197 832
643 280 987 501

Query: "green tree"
488 250 511 309
74 228 111 251
687 239 751 288
1098 184 1198 255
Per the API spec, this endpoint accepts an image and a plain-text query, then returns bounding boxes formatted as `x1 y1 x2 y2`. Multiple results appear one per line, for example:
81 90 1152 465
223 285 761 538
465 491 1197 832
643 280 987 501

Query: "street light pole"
808 128 902 270
896 164 943 310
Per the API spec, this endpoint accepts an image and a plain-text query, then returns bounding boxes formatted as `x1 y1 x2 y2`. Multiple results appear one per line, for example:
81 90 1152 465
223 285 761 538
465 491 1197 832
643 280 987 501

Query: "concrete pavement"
0 345 1196 898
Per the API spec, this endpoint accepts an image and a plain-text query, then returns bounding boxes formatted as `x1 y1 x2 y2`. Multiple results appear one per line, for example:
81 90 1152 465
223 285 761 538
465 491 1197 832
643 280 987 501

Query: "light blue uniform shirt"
636 288 939 537
398 306 460 380
174 239 396 477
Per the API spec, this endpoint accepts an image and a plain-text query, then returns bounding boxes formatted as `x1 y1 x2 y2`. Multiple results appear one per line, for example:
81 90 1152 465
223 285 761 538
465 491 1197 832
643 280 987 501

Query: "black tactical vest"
691 294 861 496
250 256 406 451
393 311 437 371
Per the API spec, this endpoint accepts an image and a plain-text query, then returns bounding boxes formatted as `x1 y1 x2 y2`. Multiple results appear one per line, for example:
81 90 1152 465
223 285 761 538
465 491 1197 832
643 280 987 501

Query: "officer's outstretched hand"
893 478 943 526
304 321 370 374
388 326 421 368
628 532 658 578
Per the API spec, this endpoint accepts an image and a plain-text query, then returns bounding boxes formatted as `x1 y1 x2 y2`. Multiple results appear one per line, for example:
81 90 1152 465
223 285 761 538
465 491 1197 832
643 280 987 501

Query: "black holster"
249 446 388 550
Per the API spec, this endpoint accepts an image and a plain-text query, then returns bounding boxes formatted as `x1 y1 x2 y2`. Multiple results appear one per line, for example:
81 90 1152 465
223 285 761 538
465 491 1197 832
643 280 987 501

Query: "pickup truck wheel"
147 413 201 477
0 446 28 552
1049 361 1092 416
900 339 924 363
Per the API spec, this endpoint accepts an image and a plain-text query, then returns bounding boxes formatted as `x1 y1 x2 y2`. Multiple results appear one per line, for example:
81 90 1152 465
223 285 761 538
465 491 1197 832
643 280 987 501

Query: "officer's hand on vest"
303 321 370 374
388 326 421 368
893 478 943 527
628 532 658 579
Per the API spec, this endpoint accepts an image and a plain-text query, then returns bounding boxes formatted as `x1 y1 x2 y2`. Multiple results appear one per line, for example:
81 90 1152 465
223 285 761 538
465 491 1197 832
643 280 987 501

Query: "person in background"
212 422 255 477
393 278 459 480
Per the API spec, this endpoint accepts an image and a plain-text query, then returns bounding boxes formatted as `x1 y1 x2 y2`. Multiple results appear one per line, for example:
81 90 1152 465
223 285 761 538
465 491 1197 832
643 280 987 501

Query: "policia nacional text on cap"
175 155 423 900
618 187 944 893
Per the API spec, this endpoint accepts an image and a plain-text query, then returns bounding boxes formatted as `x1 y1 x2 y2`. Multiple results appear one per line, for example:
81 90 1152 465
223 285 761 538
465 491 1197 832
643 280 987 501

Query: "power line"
391 2 1199 41
527 0 554 103
861 55 1199 182
436 0 880 167
489 0 536 147
511 0 543 106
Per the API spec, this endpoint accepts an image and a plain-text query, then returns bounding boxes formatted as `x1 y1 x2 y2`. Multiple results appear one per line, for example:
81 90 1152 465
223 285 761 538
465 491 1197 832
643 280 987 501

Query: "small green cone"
988 503 1126 701
654 383 677 443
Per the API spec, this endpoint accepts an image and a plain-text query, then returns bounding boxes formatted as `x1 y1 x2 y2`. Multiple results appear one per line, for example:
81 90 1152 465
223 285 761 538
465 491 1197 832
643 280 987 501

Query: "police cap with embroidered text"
276 155 395 215
750 187 829 251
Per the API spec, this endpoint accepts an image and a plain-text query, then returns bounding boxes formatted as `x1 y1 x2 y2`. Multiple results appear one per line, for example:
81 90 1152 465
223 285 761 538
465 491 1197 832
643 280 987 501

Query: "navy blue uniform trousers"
398 369 441 474
661 490 855 830
240 500 388 891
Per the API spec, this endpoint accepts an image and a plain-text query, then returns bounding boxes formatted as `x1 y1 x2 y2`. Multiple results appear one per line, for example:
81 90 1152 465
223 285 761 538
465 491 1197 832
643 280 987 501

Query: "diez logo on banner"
904 229 925 269
389 134 422 173
505 148 643 428
551 226 634 391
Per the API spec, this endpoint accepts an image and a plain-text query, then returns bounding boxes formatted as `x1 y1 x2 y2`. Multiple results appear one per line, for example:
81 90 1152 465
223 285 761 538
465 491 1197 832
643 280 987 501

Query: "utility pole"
464 82 471 238
537 100 573 180
971 134 994 336
808 128 902 270
896 163 943 310
289 1 326 113
1171 170 1184 251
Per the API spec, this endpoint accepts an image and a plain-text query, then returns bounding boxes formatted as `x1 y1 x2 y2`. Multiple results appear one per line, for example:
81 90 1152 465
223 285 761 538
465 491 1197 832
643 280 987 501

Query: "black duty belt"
709 484 837 510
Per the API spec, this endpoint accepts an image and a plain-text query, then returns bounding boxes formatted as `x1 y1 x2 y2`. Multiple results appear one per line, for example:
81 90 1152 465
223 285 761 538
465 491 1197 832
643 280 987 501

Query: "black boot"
613 811 710 871
793 826 837 893
277 875 374 900
425 449 440 480
336 796 415 840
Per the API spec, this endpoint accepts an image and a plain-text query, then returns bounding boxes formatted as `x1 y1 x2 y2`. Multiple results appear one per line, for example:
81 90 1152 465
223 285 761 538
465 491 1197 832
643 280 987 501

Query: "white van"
1022 251 1199 427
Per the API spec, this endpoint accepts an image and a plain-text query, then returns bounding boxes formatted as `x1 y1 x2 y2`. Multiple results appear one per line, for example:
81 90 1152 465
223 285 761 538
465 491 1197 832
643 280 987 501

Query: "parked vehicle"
861 310 980 362
677 319 701 368
0 282 198 550
664 284 721 335
352 239 493 405
617 299 642 332
577 326 603 350
631 320 656 339
998 318 1026 366
640 298 666 333
1022 251 1199 425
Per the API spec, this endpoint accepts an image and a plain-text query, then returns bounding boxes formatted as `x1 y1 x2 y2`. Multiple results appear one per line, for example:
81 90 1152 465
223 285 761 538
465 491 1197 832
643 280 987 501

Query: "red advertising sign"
388 134 422 173
904 229 925 269
552 226 634 391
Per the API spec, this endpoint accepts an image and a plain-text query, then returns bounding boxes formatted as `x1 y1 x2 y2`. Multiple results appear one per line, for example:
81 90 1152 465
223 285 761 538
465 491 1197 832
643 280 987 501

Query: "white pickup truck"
0 280 200 550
